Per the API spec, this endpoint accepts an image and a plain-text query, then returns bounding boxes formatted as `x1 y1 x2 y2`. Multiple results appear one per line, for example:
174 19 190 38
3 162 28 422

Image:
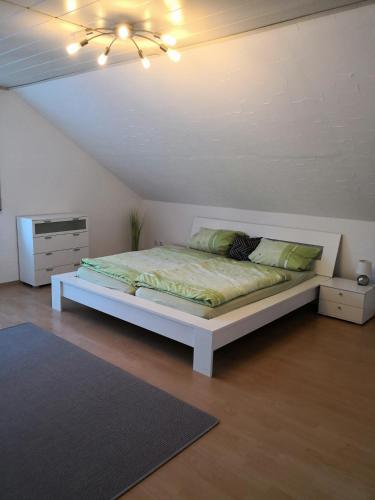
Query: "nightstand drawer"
318 300 363 324
320 286 364 308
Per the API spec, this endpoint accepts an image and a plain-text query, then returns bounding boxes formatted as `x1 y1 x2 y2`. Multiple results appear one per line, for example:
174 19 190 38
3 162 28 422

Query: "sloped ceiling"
17 3 375 221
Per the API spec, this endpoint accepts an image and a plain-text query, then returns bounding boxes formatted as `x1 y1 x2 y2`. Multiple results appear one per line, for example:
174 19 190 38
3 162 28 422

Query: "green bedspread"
136 258 290 307
81 246 290 307
80 246 218 287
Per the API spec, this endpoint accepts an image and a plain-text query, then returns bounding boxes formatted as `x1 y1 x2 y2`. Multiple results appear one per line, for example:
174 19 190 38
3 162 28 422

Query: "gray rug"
0 323 218 500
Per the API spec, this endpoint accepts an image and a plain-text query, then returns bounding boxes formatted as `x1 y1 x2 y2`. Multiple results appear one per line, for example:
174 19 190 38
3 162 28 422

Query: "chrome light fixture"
66 24 180 70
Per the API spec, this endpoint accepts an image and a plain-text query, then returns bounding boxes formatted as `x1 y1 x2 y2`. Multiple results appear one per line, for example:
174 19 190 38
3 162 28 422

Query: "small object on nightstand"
319 277 375 325
356 260 372 286
357 275 370 286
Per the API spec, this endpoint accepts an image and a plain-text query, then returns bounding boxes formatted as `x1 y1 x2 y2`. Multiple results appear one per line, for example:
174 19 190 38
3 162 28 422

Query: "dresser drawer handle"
46 267 54 272
44 236 52 240
45 252 53 256
338 292 343 296
73 233 80 236
337 305 342 310
73 248 81 252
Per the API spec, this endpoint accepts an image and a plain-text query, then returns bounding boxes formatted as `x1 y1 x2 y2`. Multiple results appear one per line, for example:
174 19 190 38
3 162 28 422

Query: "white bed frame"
51 217 341 377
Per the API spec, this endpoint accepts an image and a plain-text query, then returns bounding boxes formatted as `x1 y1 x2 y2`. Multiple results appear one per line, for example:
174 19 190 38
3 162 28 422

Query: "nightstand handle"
337 305 342 310
338 292 343 296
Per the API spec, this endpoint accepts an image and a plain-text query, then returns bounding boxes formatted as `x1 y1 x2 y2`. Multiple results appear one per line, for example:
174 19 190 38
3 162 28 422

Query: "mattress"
135 269 315 318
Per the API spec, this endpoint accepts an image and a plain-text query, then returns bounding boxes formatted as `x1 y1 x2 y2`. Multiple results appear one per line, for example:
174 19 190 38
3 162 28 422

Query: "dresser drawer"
318 300 363 324
33 217 87 236
320 286 364 308
70 247 89 266
35 264 75 286
33 232 89 253
70 232 89 249
34 247 89 270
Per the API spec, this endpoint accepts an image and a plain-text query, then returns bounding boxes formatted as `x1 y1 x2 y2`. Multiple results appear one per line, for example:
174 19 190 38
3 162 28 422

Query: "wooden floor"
1 282 375 500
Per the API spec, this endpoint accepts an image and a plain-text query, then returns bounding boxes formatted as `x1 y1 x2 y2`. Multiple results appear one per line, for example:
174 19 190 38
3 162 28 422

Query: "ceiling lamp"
66 24 180 70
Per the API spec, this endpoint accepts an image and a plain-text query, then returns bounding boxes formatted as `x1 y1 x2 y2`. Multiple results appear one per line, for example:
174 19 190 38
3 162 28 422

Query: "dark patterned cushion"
228 234 261 261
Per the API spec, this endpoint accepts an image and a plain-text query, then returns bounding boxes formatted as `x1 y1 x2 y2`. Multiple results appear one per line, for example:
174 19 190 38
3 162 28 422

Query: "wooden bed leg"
51 277 63 311
193 330 214 377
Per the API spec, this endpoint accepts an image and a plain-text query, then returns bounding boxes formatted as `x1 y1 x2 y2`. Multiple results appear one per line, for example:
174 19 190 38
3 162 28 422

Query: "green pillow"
248 238 321 271
188 227 238 255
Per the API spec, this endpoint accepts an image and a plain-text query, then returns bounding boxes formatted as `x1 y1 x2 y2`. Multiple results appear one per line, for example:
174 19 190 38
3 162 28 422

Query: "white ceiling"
0 0 372 87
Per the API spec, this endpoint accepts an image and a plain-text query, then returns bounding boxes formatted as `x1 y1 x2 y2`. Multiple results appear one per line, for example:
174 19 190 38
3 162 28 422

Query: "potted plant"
129 210 143 251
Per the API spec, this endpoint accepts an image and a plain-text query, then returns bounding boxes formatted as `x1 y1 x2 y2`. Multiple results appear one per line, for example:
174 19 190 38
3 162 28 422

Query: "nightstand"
318 277 375 325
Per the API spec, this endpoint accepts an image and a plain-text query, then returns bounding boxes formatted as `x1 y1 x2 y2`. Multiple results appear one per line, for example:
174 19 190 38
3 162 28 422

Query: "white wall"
0 90 373 284
142 200 375 280
0 90 141 284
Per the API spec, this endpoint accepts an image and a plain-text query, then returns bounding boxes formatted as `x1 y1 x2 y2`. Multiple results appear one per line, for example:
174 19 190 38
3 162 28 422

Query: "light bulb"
167 48 180 62
160 33 176 46
66 42 81 55
97 46 110 66
138 49 151 70
116 24 130 39
66 0 77 11
97 53 107 66
141 57 151 69
169 8 183 24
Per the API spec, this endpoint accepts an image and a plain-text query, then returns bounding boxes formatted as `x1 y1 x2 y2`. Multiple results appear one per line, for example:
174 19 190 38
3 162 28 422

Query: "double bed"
51 217 341 377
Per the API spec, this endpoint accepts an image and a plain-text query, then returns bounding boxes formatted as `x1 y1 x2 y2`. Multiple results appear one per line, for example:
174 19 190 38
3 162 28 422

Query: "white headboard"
190 217 341 277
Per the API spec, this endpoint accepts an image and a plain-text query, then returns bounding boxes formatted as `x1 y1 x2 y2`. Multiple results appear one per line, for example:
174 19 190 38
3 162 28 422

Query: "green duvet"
136 258 290 307
81 246 290 308
81 246 218 287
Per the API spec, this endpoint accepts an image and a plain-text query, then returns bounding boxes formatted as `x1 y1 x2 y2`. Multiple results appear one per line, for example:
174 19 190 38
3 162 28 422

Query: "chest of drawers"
318 277 375 325
17 213 89 286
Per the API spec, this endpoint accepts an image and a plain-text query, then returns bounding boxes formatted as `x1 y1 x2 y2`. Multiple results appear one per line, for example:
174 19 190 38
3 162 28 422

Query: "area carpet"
0 323 218 500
